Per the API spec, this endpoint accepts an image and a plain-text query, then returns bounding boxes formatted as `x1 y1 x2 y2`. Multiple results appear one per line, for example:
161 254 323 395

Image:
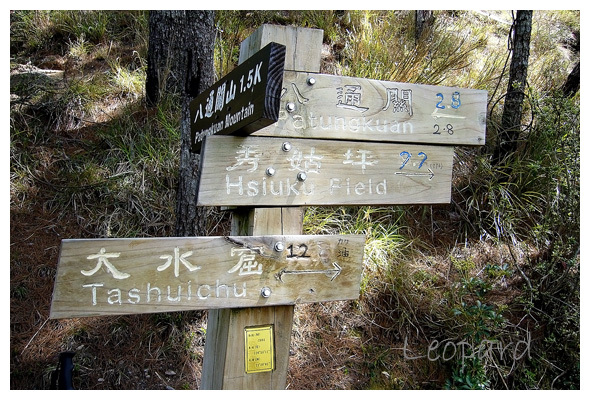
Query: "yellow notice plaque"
244 325 275 373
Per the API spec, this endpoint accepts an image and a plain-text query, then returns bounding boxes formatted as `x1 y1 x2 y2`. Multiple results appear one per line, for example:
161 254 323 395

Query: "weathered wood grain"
49 235 365 319
202 208 303 389
251 71 487 145
198 135 454 206
201 24 324 390
239 24 323 73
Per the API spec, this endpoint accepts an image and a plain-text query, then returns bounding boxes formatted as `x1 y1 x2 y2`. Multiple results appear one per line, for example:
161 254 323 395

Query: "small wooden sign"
248 71 487 146
197 136 454 207
190 42 286 153
49 235 364 319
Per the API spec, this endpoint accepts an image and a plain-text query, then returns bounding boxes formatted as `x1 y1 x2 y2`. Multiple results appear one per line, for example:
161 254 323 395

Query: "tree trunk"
494 10 533 164
562 61 580 97
415 10 434 42
561 29 579 97
145 11 215 237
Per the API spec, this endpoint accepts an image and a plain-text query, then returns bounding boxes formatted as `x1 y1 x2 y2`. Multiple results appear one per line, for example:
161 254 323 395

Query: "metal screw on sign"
260 287 272 298
281 142 292 152
266 167 276 176
274 242 285 252
286 102 296 112
307 76 316 85
297 172 307 182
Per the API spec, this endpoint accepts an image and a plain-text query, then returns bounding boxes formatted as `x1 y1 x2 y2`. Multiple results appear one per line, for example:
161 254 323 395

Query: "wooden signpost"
49 23 486 390
50 235 364 319
190 42 287 152
197 24 484 390
198 136 454 206
250 71 487 146
200 25 325 390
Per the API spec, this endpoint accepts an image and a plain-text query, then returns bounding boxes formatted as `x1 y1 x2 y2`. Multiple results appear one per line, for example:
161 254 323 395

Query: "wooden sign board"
249 71 487 146
197 136 454 207
190 42 286 153
49 235 364 319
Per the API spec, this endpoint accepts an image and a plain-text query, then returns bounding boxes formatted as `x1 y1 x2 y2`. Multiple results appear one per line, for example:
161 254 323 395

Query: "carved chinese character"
382 88 413 116
287 147 323 174
226 145 261 172
81 248 130 280
214 82 226 113
157 247 201 278
204 90 215 118
336 85 368 113
225 80 237 104
228 247 263 275
343 149 378 174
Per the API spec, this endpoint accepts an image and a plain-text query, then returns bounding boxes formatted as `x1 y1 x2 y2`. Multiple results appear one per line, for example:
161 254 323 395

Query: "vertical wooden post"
200 25 323 390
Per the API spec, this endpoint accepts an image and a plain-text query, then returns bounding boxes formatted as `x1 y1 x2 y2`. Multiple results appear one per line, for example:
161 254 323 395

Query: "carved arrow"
394 168 435 180
431 109 467 119
276 262 342 282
